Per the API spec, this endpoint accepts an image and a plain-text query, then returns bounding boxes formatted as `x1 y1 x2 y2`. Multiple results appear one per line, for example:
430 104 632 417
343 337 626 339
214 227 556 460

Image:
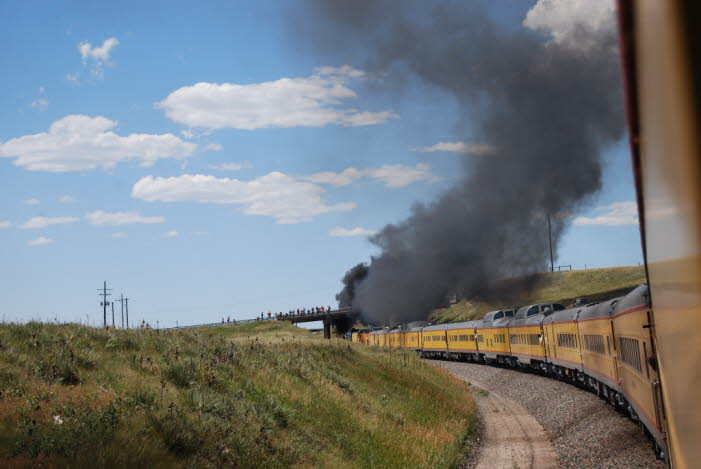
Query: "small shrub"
125 385 158 410
162 358 200 388
148 408 200 456
74 348 99 369
33 352 80 385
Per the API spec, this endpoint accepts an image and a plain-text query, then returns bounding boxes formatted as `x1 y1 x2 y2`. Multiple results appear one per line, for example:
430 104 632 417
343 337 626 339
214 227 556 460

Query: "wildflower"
53 415 64 425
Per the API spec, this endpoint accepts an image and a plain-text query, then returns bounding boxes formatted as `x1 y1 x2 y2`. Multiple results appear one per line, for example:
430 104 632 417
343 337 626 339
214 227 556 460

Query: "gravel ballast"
431 360 665 469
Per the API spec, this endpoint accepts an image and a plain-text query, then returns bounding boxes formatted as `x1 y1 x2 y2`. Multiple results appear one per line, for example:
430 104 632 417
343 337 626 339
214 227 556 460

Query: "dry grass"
0 321 476 468
433 265 646 323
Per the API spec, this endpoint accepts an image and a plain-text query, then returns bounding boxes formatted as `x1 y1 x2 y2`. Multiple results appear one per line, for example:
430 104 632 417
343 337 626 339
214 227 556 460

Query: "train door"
644 308 668 448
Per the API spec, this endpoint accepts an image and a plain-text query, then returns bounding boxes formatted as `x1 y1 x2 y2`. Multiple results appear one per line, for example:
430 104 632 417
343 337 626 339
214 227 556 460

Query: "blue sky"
0 0 642 327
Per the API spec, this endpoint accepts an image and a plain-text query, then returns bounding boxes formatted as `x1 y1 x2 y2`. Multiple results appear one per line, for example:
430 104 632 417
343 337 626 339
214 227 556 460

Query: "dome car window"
494 312 504 319
527 306 540 316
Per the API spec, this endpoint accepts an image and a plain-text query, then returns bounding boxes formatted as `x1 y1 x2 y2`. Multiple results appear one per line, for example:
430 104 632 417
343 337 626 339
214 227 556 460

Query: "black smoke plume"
336 263 369 309
307 1 625 325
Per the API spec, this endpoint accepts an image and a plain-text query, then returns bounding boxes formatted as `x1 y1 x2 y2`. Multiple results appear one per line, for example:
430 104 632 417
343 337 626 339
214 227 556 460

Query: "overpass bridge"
283 307 356 339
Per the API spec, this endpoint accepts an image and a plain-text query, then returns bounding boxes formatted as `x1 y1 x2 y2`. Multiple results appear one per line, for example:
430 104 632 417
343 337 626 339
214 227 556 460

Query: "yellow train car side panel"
446 327 478 353
421 328 448 351
351 332 359 343
476 327 510 357
387 332 402 348
508 325 546 363
578 316 619 388
612 301 664 444
546 321 582 370
404 331 421 349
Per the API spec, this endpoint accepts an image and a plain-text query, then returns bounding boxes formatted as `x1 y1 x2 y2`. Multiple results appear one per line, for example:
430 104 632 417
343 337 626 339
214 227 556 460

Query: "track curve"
431 360 665 469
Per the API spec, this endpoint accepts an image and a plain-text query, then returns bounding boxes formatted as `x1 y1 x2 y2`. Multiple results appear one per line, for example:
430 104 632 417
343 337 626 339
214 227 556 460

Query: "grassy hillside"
0 321 476 468
433 265 646 323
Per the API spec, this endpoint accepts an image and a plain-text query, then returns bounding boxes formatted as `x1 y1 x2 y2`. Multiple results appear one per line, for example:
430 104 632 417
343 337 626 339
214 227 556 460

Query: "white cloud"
191 231 209 236
156 66 397 130
413 141 494 155
304 163 436 188
0 221 12 228
203 143 223 151
85 210 166 226
132 173 356 224
365 164 437 188
66 72 79 83
19 216 78 229
524 0 615 49
209 161 252 171
111 232 128 238
573 201 639 226
31 98 49 112
24 198 40 205
0 115 196 172
78 37 119 79
163 230 179 238
329 226 378 237
28 236 54 246
59 195 78 203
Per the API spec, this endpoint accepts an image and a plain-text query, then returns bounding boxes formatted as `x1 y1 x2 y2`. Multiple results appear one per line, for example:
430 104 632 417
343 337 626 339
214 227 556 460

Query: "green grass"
0 321 476 468
433 265 646 323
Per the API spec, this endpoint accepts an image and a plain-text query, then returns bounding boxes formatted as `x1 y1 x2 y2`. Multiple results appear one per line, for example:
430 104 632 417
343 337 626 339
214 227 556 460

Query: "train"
350 283 667 461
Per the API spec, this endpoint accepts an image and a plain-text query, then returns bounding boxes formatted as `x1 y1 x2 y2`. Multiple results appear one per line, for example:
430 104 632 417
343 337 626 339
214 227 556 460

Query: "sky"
0 0 643 327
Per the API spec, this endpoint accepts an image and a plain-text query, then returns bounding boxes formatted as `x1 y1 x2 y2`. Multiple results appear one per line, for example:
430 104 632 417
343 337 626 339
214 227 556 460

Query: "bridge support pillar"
323 318 331 339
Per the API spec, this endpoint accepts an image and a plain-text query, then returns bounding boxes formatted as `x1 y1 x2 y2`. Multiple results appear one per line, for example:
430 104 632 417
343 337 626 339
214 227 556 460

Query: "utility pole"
116 295 125 328
111 302 115 328
125 298 129 329
97 281 112 329
547 214 554 272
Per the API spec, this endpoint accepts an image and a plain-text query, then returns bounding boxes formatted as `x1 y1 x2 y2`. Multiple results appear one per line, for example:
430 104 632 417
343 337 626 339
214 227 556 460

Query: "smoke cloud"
336 263 369 309
306 1 624 325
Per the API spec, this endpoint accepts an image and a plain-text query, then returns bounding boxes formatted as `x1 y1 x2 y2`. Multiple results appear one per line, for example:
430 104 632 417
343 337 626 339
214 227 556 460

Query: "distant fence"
162 318 258 331
554 265 572 271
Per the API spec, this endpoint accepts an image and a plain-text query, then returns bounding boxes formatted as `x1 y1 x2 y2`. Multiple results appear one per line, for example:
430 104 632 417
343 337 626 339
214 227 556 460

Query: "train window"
618 337 643 374
527 306 540 316
557 333 577 348
494 311 504 320
505 310 514 317
553 304 565 311
583 334 605 354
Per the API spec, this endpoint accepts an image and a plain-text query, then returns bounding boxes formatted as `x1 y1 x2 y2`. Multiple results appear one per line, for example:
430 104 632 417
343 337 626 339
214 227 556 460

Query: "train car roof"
370 329 389 335
577 298 619 321
542 306 579 324
612 284 649 316
444 320 480 330
422 323 449 332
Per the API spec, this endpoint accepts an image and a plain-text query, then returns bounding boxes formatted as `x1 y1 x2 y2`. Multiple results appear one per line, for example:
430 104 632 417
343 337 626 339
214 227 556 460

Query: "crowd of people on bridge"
255 306 332 321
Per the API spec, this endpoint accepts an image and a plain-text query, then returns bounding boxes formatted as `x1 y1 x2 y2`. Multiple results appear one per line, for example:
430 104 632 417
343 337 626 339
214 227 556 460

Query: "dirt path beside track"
466 378 557 469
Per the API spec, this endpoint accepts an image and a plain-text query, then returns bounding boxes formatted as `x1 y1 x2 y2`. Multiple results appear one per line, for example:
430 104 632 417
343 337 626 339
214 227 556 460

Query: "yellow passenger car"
403 326 422 350
508 303 564 367
542 307 583 375
474 309 516 363
445 320 479 358
611 285 665 451
420 324 449 357
577 299 619 391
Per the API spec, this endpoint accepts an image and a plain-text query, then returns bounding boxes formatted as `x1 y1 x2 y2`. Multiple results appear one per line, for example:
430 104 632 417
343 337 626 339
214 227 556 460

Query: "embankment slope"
0 321 476 468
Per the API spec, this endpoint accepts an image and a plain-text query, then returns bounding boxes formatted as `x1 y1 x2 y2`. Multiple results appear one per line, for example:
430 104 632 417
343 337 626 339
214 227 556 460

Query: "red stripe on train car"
611 304 647 319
